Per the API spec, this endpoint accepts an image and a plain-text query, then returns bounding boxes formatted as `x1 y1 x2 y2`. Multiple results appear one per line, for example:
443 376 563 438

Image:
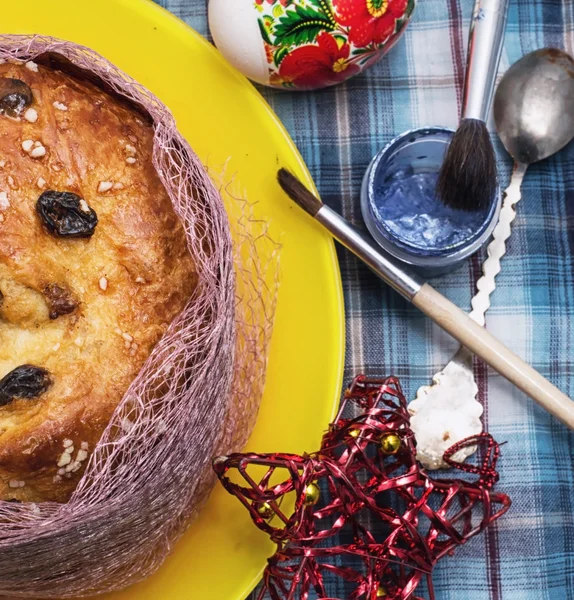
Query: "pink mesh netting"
0 35 278 597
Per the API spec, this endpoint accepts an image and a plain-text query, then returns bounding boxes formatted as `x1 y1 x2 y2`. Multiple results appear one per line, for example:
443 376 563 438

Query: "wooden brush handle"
412 283 574 429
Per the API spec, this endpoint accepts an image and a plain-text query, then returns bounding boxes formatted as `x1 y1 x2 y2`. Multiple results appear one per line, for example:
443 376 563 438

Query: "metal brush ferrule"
462 0 510 122
316 206 423 301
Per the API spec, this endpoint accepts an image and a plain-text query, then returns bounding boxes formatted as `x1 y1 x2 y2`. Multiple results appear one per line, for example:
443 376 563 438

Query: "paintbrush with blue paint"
436 0 510 211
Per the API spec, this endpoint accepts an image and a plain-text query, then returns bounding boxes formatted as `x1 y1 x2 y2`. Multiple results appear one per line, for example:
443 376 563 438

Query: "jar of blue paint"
361 127 501 278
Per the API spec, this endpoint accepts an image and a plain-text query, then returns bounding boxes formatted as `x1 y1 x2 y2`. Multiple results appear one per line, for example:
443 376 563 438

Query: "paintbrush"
436 0 510 211
277 168 574 430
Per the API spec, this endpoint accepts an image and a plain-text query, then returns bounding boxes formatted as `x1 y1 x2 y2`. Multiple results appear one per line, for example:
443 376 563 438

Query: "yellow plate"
2 1 344 599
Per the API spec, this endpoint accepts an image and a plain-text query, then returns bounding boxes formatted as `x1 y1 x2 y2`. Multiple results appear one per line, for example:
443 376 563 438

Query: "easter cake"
0 59 196 503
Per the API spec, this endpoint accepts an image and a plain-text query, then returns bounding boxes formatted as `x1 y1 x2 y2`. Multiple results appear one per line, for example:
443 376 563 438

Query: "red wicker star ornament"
213 376 511 600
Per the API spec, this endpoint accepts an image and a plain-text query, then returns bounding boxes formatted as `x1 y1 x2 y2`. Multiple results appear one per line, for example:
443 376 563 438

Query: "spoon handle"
463 0 511 122
469 162 528 325
409 163 529 469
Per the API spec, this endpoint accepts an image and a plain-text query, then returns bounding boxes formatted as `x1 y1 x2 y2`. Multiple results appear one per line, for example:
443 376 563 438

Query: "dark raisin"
36 191 98 238
43 283 78 319
0 78 33 118
0 365 52 407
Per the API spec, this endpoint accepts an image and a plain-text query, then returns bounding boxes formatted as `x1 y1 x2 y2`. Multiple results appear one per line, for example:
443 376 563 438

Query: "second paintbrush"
437 0 510 211
277 168 574 431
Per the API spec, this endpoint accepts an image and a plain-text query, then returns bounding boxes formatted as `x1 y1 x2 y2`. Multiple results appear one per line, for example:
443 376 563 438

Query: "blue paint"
360 127 501 277
373 168 489 254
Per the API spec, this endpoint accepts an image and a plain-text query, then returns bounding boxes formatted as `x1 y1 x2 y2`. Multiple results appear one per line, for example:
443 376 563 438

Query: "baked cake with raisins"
0 59 196 502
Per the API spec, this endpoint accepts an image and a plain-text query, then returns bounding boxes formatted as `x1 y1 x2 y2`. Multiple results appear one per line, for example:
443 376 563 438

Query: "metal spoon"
408 48 574 470
495 48 574 165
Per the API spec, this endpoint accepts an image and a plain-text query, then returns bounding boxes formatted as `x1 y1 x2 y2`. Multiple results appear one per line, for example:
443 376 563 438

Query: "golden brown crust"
0 61 196 502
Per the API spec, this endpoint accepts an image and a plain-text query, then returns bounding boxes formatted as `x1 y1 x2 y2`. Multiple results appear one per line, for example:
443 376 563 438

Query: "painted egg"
208 0 416 90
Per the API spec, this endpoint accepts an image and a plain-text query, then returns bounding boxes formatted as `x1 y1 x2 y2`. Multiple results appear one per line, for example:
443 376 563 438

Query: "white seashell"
408 357 483 470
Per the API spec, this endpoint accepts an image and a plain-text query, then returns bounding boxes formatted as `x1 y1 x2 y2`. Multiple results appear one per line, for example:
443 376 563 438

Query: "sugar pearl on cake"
65 455 85 473
99 276 108 291
22 139 34 152
53 101 68 111
0 191 9 210
126 157 136 164
81 442 89 450
125 144 136 155
98 180 113 193
24 108 38 123
57 452 72 467
37 177 46 189
122 332 133 342
79 199 90 213
25 60 39 72
135 277 146 284
30 145 46 158
63 439 73 448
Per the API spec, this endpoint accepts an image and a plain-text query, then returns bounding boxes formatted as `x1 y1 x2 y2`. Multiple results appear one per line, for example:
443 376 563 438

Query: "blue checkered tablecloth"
154 1 574 598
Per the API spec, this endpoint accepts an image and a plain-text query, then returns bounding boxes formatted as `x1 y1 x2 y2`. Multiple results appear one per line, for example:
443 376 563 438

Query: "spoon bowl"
494 48 574 165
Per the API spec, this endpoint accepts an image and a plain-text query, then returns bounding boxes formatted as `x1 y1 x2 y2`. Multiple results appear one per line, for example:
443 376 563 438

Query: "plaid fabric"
155 1 574 598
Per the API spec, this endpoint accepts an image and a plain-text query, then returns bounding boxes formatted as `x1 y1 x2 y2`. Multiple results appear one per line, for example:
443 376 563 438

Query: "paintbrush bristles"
277 169 323 217
436 119 497 212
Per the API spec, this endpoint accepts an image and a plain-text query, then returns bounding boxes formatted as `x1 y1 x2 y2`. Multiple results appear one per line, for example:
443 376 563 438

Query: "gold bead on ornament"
254 501 273 520
376 585 388 597
380 432 401 455
303 482 321 506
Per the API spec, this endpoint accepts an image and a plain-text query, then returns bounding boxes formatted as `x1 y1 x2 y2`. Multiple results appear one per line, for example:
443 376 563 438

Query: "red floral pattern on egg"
278 33 360 89
332 0 409 47
253 0 415 90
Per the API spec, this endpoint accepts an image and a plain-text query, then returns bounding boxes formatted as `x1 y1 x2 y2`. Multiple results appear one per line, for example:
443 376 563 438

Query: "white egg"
209 0 417 90
208 0 270 85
